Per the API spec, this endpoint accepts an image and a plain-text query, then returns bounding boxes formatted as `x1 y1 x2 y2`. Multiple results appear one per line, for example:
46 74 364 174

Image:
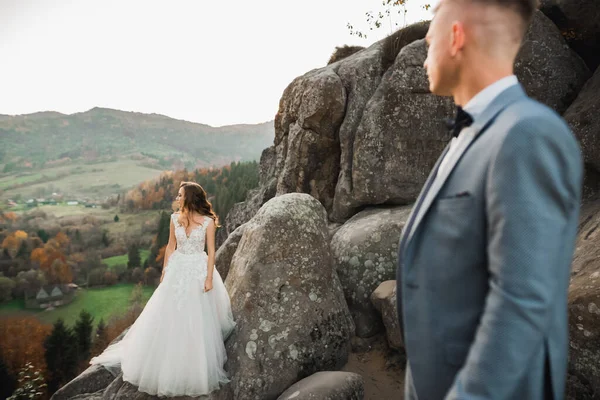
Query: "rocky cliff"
59 4 600 399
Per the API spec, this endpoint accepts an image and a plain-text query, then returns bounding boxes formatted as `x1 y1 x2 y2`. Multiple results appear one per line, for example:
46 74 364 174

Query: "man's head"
424 0 538 97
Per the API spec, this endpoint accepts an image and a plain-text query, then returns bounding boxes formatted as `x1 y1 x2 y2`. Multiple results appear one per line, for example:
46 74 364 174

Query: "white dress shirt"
437 75 519 175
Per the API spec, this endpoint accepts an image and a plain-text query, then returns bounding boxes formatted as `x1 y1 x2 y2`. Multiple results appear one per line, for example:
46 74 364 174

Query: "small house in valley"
24 284 75 309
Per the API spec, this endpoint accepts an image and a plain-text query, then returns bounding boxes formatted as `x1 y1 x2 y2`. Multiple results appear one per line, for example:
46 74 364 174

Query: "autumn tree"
30 232 72 284
148 211 171 268
3 212 18 223
13 270 46 299
123 161 258 219
104 269 118 286
1 231 27 259
144 267 160 286
130 267 144 283
155 246 167 269
0 317 52 379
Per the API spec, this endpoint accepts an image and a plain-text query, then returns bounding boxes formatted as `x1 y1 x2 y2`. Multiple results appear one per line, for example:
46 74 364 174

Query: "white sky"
0 0 436 127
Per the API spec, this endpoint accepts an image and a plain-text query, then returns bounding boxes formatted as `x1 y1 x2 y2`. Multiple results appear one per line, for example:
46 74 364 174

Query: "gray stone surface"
277 371 364 400
331 206 411 337
224 193 355 399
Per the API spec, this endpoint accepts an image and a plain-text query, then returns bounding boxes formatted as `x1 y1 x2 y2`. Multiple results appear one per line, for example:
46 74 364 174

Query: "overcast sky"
0 0 436 126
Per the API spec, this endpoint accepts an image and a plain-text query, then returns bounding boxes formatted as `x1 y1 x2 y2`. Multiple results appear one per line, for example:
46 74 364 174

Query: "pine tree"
73 310 94 361
157 211 171 248
91 319 109 357
127 244 141 269
16 240 30 259
101 231 110 247
148 212 170 268
74 229 82 243
0 354 16 400
44 319 78 394
37 229 50 243
114 215 119 223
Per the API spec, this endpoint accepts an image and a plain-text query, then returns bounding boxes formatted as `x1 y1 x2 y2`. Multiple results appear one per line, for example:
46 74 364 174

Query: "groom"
396 0 583 399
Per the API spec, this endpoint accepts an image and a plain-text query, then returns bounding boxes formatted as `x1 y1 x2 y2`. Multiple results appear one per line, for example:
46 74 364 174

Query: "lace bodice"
172 213 211 254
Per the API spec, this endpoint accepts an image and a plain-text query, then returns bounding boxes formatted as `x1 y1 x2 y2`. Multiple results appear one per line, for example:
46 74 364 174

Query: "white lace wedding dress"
90 213 236 397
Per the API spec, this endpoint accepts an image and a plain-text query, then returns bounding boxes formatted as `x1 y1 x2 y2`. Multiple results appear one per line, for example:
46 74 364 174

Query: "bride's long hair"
177 181 220 228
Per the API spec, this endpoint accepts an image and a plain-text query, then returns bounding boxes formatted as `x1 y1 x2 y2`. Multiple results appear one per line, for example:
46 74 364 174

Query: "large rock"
371 281 404 351
217 146 277 247
566 199 600 398
99 375 233 400
515 10 590 115
276 372 364 400
221 13 587 232
223 22 429 228
349 40 454 216
70 393 104 400
225 193 355 400
540 0 600 70
331 206 411 337
50 365 115 400
273 69 346 214
61 373 233 400
564 67 600 183
330 42 386 221
349 12 586 218
215 224 247 280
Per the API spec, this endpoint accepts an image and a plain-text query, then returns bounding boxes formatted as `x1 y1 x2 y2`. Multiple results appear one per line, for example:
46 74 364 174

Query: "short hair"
471 0 539 25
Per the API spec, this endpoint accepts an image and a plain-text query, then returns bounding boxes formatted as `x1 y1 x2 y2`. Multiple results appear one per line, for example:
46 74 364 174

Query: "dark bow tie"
445 106 473 138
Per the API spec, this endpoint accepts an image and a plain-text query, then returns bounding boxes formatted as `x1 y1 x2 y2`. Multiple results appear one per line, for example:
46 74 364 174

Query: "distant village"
4 192 100 209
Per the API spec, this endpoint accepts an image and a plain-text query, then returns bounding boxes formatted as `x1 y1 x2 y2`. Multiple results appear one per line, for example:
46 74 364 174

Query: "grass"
12 205 160 247
0 173 45 189
0 284 155 328
103 249 151 268
0 299 26 313
0 159 164 201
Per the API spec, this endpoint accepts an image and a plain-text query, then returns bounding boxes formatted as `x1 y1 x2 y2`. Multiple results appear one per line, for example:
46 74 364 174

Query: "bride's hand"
204 277 213 292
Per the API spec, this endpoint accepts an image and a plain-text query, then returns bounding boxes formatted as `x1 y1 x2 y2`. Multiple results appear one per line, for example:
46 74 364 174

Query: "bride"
90 181 236 397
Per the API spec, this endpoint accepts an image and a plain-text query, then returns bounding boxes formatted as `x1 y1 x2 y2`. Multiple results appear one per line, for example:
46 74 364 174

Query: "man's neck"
453 67 515 107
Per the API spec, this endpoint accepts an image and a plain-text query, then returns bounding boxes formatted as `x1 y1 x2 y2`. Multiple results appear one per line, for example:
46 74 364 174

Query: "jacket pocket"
436 193 474 211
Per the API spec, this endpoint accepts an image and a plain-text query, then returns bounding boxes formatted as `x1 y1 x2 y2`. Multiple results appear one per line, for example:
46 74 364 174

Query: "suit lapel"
399 143 450 247
404 84 527 247
407 128 476 240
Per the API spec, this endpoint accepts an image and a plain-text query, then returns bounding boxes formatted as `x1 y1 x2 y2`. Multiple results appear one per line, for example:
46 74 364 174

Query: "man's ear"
450 21 465 57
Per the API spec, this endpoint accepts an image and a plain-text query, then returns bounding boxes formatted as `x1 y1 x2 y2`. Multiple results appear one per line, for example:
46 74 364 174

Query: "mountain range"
0 107 274 171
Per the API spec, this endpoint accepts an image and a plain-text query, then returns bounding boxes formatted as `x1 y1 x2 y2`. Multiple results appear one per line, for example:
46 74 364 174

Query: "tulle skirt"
90 250 236 397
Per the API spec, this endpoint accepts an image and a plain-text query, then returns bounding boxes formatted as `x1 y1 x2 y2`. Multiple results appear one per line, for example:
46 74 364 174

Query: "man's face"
424 0 461 96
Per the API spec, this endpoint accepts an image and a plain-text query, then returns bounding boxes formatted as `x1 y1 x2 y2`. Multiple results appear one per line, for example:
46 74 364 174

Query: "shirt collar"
463 75 519 120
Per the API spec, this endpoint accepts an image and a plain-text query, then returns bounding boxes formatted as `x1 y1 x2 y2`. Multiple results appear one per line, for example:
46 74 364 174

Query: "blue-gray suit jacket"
396 84 583 400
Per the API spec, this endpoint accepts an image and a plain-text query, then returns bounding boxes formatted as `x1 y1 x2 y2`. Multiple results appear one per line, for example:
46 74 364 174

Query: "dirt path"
341 336 405 399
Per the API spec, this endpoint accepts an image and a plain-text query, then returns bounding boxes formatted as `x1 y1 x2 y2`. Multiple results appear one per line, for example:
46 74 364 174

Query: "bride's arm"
205 219 216 291
160 217 177 282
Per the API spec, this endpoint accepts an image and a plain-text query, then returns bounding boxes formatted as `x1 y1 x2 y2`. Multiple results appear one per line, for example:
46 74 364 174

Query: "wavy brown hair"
177 181 220 228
